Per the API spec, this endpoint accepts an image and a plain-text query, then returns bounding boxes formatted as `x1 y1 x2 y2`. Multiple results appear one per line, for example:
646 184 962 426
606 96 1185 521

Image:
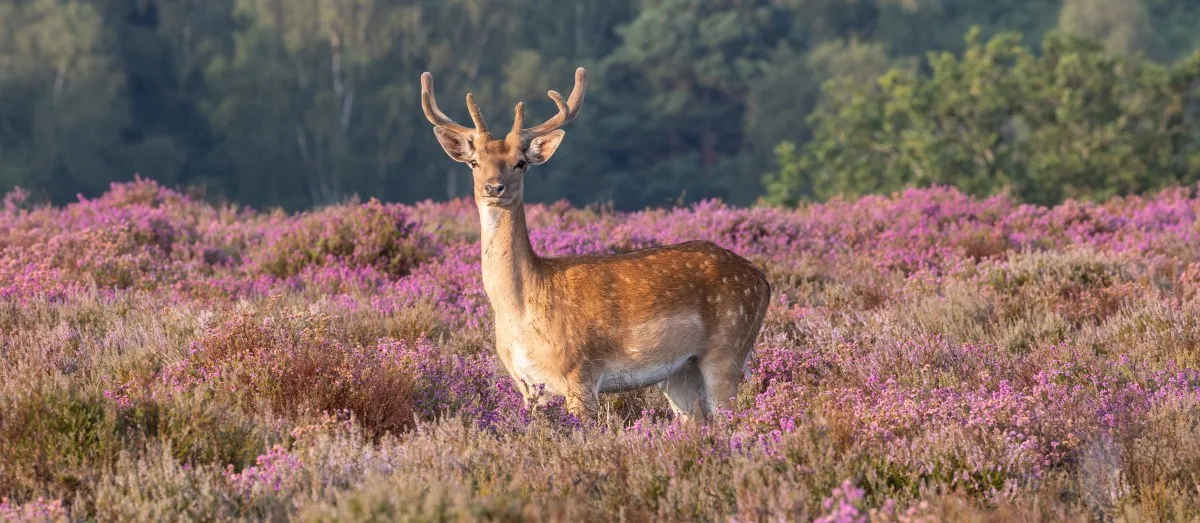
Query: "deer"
420 67 771 421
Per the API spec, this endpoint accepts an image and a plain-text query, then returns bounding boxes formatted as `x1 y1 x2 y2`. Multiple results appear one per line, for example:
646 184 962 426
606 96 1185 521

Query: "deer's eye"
469 160 479 169
515 160 527 170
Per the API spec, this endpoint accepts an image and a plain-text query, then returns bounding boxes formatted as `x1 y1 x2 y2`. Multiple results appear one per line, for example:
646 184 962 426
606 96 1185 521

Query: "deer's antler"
421 72 489 136
509 67 587 144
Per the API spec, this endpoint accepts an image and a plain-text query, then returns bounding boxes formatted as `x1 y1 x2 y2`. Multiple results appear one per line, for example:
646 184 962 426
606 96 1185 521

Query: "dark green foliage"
767 28 1200 205
1 0 1199 210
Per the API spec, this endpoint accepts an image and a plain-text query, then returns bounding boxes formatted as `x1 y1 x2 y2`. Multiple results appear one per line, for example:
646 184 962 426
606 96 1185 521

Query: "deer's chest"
507 336 565 394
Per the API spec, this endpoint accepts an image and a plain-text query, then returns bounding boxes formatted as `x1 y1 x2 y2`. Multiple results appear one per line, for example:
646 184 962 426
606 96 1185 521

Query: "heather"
2 179 1200 521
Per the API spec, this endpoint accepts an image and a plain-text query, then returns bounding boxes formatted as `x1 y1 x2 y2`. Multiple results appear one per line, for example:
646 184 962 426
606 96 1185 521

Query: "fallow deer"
420 67 770 420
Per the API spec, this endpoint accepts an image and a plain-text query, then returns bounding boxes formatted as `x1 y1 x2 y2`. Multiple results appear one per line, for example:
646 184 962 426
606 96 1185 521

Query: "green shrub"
765 28 1200 206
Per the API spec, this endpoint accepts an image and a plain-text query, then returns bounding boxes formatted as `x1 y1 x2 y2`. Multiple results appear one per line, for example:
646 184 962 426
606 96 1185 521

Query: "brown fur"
421 67 770 420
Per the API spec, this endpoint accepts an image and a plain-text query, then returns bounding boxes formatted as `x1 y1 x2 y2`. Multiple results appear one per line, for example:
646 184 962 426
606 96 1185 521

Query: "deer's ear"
526 130 566 165
433 126 474 163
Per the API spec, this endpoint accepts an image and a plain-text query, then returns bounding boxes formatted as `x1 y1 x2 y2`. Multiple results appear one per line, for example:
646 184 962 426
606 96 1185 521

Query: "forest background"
1 0 1198 211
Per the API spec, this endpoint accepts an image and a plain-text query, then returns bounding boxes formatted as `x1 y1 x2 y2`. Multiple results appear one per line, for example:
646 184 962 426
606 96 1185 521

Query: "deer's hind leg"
659 358 707 421
698 314 760 414
698 350 749 414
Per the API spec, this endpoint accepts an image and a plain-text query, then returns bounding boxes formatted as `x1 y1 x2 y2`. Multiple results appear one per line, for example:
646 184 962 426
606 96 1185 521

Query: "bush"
4 181 1200 520
765 28 1200 206
0 389 119 503
252 199 437 279
167 311 419 436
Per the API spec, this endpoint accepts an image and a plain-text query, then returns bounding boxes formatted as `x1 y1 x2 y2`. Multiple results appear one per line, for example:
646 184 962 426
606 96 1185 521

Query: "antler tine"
465 93 489 135
518 67 588 142
510 102 525 138
420 72 475 136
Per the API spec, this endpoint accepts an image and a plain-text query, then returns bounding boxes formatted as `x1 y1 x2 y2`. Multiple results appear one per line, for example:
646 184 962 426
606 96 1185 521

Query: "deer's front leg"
565 389 598 420
563 368 599 420
494 338 534 404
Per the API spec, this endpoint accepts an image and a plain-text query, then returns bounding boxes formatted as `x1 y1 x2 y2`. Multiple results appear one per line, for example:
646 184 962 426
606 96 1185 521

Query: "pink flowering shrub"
2 180 1200 520
0 179 213 294
251 198 438 279
165 311 419 436
815 479 866 523
224 445 305 497
0 497 68 522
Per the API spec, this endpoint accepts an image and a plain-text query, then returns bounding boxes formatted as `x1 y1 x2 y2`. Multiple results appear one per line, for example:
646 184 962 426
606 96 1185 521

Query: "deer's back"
534 240 770 342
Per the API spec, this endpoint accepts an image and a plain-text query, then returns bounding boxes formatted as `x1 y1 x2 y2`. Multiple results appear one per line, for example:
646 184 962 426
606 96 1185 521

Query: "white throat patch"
479 205 503 236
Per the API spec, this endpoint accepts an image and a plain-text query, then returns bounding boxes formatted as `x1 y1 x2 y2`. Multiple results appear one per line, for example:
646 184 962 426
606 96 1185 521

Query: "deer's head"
421 68 587 208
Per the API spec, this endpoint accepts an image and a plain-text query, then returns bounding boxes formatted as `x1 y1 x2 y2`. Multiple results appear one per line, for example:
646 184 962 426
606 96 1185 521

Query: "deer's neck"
478 203 540 318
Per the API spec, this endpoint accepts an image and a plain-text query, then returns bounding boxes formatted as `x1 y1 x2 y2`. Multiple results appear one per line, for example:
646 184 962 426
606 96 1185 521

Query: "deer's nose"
484 183 506 197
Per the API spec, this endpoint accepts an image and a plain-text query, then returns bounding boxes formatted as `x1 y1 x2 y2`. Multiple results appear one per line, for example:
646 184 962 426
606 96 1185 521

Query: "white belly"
597 312 707 392
597 354 694 392
507 312 708 394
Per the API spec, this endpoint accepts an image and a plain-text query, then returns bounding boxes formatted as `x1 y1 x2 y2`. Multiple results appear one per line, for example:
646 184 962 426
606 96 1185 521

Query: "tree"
1144 0 1200 63
745 39 895 192
0 0 132 201
764 28 1200 206
2 1 1200 210
595 0 791 207
99 0 237 190
1059 0 1156 58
